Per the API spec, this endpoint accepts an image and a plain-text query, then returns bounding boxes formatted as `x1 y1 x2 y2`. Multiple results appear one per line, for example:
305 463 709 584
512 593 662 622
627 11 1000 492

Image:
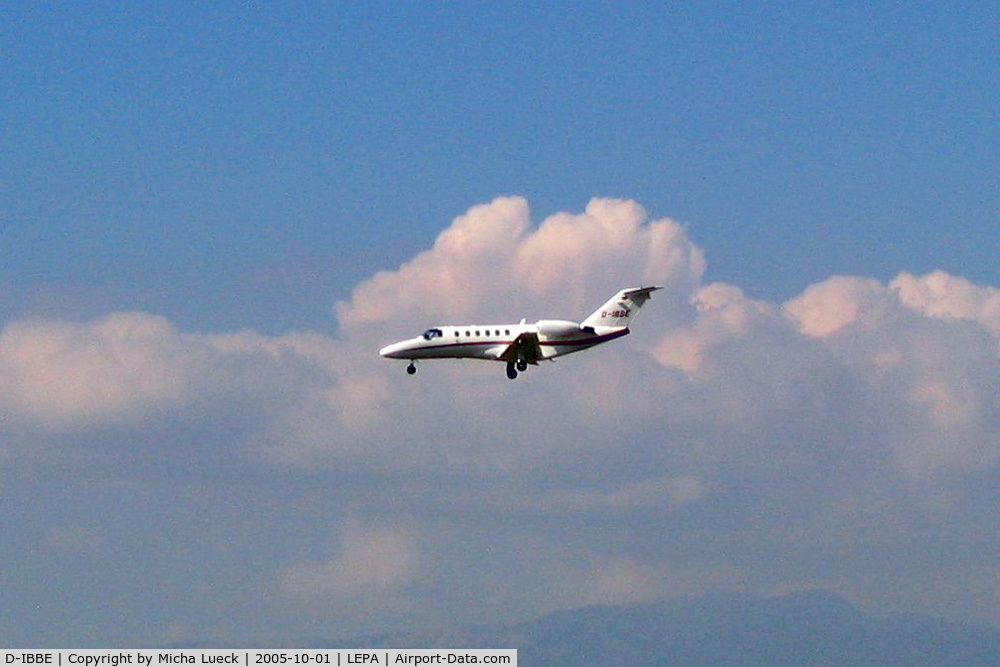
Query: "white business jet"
379 286 661 379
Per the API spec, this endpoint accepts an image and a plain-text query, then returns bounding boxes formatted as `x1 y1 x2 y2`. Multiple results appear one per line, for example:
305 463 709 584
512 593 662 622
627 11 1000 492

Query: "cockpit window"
422 328 444 340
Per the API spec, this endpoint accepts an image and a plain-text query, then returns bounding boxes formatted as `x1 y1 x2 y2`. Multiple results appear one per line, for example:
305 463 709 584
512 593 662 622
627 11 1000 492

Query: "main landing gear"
506 359 529 380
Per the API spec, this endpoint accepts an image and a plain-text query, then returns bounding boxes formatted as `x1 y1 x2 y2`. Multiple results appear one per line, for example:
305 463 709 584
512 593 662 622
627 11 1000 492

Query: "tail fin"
582 286 662 329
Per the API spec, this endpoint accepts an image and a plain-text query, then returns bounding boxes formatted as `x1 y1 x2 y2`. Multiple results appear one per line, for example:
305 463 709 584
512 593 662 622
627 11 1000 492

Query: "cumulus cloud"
337 197 533 330
337 197 705 338
784 276 886 338
892 270 1000 337
3 197 1000 639
653 282 779 375
0 313 188 425
781 272 1000 480
0 311 358 476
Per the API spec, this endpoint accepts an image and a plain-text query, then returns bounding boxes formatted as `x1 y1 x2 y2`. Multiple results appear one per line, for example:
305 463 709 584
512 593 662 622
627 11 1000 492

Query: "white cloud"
0 313 187 425
4 200 997 491
654 282 776 375
892 270 1000 337
336 197 533 331
784 276 886 338
782 272 1000 480
3 197 1000 637
3 202 997 492
511 198 705 301
336 197 705 339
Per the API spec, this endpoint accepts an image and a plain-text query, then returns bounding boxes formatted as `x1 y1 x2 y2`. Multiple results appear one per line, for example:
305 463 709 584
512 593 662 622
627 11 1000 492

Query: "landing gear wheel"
516 359 528 372
406 363 417 375
506 362 518 380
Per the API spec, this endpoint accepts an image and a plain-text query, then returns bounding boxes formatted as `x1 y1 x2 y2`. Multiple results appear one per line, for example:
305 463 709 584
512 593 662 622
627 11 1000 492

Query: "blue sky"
1 2 999 647
4 3 996 332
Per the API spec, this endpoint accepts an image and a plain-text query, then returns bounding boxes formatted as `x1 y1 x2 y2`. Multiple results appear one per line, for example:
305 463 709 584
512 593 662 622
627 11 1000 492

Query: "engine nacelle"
536 319 585 339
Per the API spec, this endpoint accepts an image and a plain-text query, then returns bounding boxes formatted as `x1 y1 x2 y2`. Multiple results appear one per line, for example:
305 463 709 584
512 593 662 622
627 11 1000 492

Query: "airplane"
379 286 662 379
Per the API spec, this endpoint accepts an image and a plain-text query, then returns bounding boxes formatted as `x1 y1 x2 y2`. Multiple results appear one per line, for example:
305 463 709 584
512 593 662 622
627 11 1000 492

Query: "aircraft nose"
379 341 408 358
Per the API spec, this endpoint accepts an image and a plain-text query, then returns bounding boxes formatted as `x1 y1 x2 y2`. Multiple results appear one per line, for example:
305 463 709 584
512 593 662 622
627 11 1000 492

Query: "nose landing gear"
406 362 417 375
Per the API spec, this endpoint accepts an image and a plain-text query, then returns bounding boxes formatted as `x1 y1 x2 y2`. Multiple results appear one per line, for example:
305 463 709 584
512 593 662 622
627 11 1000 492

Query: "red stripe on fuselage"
404 328 629 358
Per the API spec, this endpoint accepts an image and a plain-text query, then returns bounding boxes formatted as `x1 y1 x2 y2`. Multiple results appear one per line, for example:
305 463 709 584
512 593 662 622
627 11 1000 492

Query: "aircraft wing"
497 331 544 365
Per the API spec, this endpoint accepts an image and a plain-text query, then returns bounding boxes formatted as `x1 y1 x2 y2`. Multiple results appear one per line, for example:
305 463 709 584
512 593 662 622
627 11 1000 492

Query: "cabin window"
465 331 470 337
475 330 480 336
505 329 510 335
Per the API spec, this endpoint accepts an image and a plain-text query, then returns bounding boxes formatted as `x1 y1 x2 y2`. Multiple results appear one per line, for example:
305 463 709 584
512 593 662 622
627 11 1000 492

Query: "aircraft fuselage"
378 286 660 379
378 323 629 362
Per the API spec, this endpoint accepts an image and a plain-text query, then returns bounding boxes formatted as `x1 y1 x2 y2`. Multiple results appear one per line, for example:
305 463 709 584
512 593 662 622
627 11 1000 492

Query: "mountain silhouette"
328 591 1000 666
